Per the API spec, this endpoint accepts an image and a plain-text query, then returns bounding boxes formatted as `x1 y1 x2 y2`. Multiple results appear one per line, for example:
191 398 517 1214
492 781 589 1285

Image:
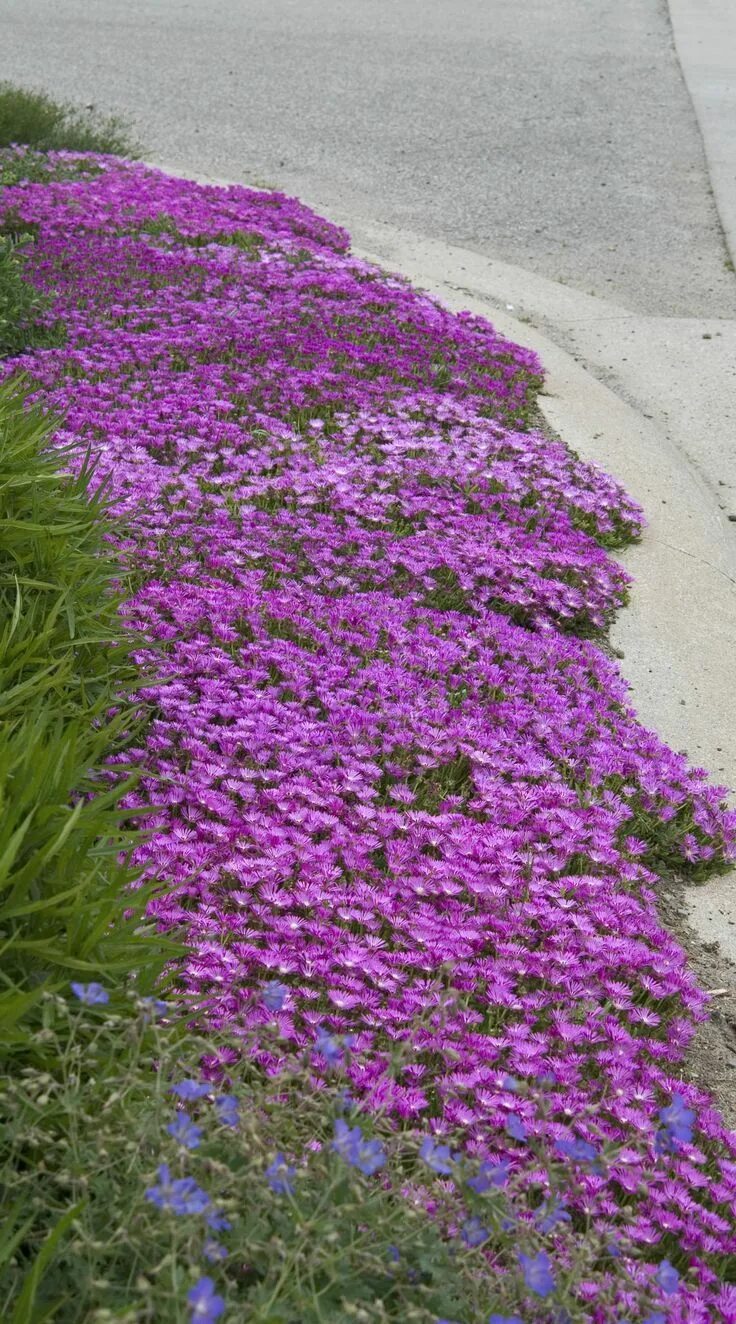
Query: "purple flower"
70 982 108 1005
261 979 288 1012
266 1152 296 1196
214 1095 239 1128
332 1118 386 1176
170 1079 210 1101
419 1137 456 1175
518 1250 555 1298
655 1259 680 1296
505 1113 528 1143
145 1164 210 1216
467 1160 509 1192
187 1276 225 1322
167 1114 203 1149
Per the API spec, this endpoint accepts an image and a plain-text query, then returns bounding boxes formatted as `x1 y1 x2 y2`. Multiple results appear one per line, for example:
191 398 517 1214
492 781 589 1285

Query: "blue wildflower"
169 1079 210 1101
501 1075 521 1092
643 1316 667 1324
205 1209 232 1232
518 1250 556 1298
167 1114 203 1150
655 1259 679 1296
489 1316 524 1324
505 1113 528 1142
387 1244 400 1263
139 996 168 1019
262 980 288 1013
187 1276 225 1322
332 1118 386 1176
656 1093 695 1154
214 1095 239 1128
266 1152 296 1196
314 1025 343 1066
70 981 108 1005
535 1197 571 1234
203 1239 228 1263
461 1216 489 1247
554 1137 597 1163
145 1164 210 1216
419 1136 457 1175
467 1159 509 1192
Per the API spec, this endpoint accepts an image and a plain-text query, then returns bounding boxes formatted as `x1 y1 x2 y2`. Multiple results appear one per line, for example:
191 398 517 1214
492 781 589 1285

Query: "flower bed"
3 153 736 1320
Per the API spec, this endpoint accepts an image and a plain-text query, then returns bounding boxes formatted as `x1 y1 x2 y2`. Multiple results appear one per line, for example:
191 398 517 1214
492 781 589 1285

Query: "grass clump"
0 379 177 1057
0 82 138 156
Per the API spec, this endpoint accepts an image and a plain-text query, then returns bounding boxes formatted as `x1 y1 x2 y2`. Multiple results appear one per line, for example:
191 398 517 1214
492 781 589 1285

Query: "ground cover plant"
0 83 137 156
2 148 736 1320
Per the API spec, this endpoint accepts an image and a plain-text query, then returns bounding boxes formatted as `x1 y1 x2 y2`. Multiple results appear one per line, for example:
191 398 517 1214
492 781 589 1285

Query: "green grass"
0 378 179 1058
0 82 138 156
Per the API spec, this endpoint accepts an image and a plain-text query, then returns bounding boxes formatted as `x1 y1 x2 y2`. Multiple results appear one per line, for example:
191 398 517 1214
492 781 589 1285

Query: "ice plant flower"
70 981 108 1005
5 155 736 1316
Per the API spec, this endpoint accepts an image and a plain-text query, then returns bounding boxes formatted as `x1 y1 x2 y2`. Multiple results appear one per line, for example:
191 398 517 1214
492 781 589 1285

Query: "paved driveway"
2 0 734 317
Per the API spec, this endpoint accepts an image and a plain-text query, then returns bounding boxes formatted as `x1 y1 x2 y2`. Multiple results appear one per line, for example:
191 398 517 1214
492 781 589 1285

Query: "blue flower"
205 1209 232 1232
139 996 168 1019
467 1159 509 1192
314 1025 344 1066
387 1244 400 1263
262 980 288 1012
656 1093 695 1154
187 1276 225 1322
501 1075 521 1092
554 1137 597 1164
505 1113 528 1142
419 1137 457 1175
518 1250 555 1298
170 1079 210 1101
655 1259 679 1296
203 1239 228 1263
266 1152 296 1196
535 1197 571 1234
461 1216 488 1248
167 1114 203 1149
332 1118 386 1176
643 1315 667 1324
214 1095 239 1128
70 981 108 1005
489 1316 523 1324
145 1164 210 1216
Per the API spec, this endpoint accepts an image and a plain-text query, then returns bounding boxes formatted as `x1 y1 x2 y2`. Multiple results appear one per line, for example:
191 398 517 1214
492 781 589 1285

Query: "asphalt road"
2 0 735 318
